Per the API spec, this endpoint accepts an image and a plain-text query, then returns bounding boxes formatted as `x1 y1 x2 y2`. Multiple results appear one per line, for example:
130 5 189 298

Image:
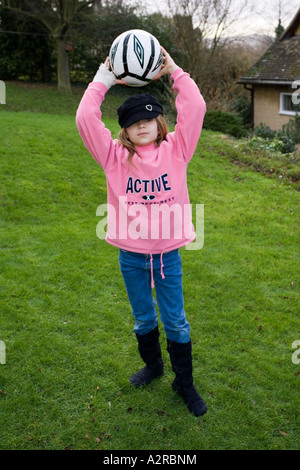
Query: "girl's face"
125 118 158 147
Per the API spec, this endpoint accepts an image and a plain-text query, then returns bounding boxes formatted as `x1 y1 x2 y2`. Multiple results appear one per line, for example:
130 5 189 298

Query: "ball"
109 29 163 87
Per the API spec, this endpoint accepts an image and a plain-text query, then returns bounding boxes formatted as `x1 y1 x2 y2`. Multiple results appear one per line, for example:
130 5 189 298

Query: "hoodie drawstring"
149 253 155 289
149 251 165 289
160 252 165 280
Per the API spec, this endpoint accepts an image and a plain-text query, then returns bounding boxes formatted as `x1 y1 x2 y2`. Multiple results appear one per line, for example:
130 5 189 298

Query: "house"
238 7 300 131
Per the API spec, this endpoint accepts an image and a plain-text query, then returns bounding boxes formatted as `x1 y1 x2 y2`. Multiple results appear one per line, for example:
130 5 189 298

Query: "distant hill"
228 34 274 51
205 34 273 54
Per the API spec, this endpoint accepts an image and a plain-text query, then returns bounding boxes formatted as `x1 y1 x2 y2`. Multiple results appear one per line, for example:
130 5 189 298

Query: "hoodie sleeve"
76 82 117 171
168 68 206 164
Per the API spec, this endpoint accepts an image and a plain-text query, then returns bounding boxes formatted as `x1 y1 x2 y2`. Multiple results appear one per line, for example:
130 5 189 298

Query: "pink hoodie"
76 68 206 256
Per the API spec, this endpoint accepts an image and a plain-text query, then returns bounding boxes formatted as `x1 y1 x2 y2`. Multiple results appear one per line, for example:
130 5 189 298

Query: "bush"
247 136 284 153
203 110 247 138
279 114 300 144
234 94 252 128
251 122 297 154
253 123 276 140
276 131 296 154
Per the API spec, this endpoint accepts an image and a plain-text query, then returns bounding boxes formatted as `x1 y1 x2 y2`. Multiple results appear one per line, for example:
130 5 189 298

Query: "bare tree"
161 0 251 106
166 0 250 77
1 0 97 93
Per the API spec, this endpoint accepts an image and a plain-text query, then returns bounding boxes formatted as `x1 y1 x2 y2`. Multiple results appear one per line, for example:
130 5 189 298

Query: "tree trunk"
56 37 72 94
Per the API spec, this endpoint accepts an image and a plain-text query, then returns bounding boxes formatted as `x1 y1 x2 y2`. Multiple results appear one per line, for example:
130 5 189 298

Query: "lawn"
0 82 299 451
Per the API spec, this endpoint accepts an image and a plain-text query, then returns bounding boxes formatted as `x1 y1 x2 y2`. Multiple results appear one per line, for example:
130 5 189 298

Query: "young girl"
76 47 207 417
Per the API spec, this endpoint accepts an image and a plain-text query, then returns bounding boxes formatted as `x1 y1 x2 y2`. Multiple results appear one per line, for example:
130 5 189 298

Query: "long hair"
118 115 169 165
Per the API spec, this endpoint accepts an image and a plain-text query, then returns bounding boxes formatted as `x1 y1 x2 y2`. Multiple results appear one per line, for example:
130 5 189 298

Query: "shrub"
279 114 300 144
247 136 284 153
234 94 252 128
251 122 297 154
203 110 247 138
276 132 296 154
253 123 276 140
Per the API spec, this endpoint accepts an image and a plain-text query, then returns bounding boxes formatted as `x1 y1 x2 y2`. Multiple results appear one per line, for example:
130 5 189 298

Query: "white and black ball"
109 29 163 87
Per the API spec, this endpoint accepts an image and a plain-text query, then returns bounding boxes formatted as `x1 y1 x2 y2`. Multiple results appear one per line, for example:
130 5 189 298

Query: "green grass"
222 135 300 186
1 81 127 118
0 82 299 450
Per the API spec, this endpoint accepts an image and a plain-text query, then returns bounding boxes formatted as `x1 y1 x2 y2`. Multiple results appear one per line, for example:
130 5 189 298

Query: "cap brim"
123 111 160 128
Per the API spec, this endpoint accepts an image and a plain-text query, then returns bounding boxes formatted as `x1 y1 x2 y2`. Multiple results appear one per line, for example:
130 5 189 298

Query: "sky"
226 0 300 37
141 0 300 38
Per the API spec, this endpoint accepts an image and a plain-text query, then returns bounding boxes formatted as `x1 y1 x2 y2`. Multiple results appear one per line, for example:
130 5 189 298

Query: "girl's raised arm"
155 47 206 164
76 61 125 171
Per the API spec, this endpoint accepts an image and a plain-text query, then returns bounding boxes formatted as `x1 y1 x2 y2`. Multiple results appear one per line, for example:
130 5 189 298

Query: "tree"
0 6 53 81
161 0 251 107
68 0 140 83
1 0 96 93
275 18 284 41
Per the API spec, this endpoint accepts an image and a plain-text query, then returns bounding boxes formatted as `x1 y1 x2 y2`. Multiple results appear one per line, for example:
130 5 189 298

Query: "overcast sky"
227 0 300 36
142 0 300 37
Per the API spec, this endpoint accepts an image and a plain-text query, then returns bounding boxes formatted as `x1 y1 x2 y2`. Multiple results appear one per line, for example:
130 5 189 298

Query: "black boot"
167 339 207 417
129 326 164 387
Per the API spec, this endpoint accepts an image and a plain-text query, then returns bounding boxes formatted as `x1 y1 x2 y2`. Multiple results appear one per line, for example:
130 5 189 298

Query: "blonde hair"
118 114 168 165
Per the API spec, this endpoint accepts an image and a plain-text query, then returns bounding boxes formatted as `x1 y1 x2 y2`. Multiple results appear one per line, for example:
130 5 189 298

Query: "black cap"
117 94 163 128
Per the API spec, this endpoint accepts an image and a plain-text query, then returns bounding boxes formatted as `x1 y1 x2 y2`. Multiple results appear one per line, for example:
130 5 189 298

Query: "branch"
1 0 39 21
1 0 55 32
1 0 91 37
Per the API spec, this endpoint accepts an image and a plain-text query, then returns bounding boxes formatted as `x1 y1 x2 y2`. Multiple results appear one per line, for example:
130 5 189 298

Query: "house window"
279 93 300 116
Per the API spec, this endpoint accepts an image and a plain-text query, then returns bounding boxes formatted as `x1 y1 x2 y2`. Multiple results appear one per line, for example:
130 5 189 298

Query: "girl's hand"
153 47 179 81
105 57 127 86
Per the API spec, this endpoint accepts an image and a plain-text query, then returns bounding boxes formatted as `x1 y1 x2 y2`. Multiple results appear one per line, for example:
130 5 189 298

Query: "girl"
76 48 207 417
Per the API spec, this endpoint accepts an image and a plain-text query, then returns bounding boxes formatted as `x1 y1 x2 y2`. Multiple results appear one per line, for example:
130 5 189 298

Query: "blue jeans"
118 249 190 343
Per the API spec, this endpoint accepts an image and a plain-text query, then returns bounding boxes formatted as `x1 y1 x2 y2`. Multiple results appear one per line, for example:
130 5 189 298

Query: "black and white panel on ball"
109 29 163 87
